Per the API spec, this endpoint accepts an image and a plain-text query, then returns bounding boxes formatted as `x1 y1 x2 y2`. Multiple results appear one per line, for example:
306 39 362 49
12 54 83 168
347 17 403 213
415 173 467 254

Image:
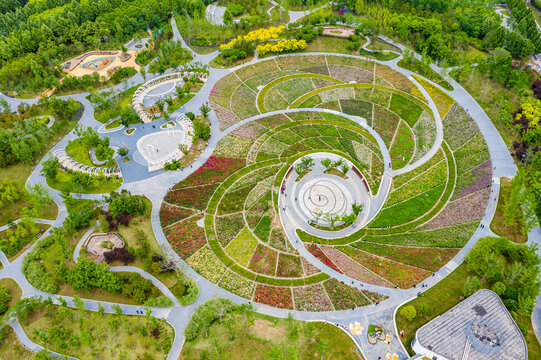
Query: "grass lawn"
0 328 34 360
180 313 359 360
491 178 527 243
23 305 174 360
359 49 399 61
395 263 541 358
94 84 140 123
366 39 401 52
0 195 57 227
302 36 365 55
104 118 122 129
0 278 22 311
168 93 196 113
65 139 117 168
47 169 122 194
398 58 453 91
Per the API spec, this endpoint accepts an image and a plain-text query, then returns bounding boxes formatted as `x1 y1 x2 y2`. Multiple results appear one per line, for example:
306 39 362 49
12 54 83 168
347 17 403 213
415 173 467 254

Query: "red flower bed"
306 243 342 273
164 214 206 259
159 203 195 227
323 278 372 310
248 244 278 276
173 156 245 189
253 284 293 309
164 183 220 210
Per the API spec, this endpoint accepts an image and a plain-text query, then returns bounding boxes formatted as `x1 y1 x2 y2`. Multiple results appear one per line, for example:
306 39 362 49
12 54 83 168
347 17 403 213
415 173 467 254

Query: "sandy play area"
86 232 124 257
322 27 355 38
64 50 141 79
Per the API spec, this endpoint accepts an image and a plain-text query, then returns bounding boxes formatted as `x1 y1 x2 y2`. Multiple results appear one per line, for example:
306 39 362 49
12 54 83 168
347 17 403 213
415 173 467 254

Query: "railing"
53 149 121 177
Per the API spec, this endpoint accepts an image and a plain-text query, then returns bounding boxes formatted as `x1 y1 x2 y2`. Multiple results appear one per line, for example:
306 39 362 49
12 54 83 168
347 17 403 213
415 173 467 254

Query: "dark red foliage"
103 247 135 264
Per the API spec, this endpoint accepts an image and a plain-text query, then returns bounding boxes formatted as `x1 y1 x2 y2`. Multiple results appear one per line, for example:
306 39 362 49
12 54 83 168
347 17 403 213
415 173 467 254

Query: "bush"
178 277 199 306
416 302 429 315
517 322 529 337
144 296 174 307
463 276 481 297
186 112 195 120
0 286 11 314
492 281 506 296
400 305 417 321
118 147 129 157
184 298 238 340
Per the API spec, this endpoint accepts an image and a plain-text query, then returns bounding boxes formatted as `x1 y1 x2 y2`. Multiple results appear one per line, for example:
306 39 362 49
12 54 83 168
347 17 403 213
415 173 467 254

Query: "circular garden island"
160 54 493 311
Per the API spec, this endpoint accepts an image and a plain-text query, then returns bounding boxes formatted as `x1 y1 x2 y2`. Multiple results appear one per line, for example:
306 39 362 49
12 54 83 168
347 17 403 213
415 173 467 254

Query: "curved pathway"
0 15 525 360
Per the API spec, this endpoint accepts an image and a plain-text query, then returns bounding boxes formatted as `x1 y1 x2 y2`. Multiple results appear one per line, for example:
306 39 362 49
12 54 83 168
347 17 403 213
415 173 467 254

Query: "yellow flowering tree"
256 39 308 55
515 98 541 143
220 25 286 50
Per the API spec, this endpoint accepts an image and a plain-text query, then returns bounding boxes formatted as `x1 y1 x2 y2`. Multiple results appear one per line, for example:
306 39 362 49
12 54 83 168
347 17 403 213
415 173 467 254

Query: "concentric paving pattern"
299 178 349 219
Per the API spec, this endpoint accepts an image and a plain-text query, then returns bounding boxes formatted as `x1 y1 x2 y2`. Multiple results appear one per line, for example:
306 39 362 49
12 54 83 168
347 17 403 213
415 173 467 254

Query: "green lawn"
168 93 196 113
395 263 541 358
94 85 140 123
491 178 527 243
398 58 453 91
0 328 34 360
302 36 365 55
65 139 116 168
47 169 122 194
181 312 359 360
24 304 174 360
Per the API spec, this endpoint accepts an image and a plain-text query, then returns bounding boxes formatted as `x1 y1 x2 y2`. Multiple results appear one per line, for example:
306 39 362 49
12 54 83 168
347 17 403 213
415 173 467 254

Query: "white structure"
132 72 208 123
53 149 121 178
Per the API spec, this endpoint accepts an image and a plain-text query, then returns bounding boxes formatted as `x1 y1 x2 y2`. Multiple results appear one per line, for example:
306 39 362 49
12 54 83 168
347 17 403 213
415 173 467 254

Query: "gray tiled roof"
416 289 526 360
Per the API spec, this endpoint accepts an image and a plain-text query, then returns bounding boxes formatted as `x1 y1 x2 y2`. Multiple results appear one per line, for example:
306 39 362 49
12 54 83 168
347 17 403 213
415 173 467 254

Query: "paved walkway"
0 15 527 360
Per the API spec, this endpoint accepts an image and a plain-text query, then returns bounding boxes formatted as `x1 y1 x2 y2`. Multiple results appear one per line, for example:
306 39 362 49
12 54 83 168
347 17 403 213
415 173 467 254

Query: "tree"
40 153 60 177
199 103 211 118
463 276 482 297
493 282 506 296
351 202 363 216
72 295 85 311
320 158 332 169
341 163 349 175
400 305 417 321
223 9 233 25
140 68 146 81
341 212 356 226
0 98 9 112
120 106 139 126
117 147 129 157
324 213 340 228
112 304 123 315
0 286 11 314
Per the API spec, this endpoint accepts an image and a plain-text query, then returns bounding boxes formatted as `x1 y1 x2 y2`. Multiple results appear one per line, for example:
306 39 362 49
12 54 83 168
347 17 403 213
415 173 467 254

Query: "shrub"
0 286 11 314
144 296 174 307
416 302 429 315
400 305 417 321
492 282 506 296
463 276 481 297
118 147 129 157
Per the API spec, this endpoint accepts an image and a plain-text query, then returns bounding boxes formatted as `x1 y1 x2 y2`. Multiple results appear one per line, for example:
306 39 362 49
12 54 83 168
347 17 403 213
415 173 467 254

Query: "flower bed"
442 102 480 151
248 244 278 276
274 77 315 103
253 284 293 309
210 101 241 131
259 136 290 155
389 93 424 127
306 244 342 273
318 87 355 103
339 247 432 288
420 187 490 231
159 203 196 227
245 181 272 209
164 183 220 210
454 133 490 175
387 160 447 207
209 72 242 108
352 242 458 272
340 99 372 118
265 88 290 112
214 134 253 159
316 100 341 112
164 214 206 259
218 270 255 299
323 278 371 310
363 221 479 248
273 129 302 145
225 227 259 266
215 213 245 247
412 111 437 162
393 149 444 188
275 55 327 71
236 59 280 81
256 114 291 128
218 184 255 214
186 246 227 283
276 253 303 278
270 228 291 253
452 159 492 201
231 83 259 120
328 65 373 84
327 55 373 71
321 246 392 287
301 257 320 276
232 121 268 140
173 156 245 189
312 78 335 88
369 89 392 107
389 121 415 169
230 165 280 191
413 75 453 117
293 283 333 311
291 124 321 138
372 105 400 147
375 64 413 93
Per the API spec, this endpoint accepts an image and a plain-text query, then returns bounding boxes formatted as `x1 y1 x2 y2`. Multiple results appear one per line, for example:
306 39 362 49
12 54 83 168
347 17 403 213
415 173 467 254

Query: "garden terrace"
161 112 389 310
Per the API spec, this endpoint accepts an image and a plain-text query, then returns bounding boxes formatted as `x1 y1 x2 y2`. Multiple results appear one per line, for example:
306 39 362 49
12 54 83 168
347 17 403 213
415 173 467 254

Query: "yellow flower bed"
220 25 286 50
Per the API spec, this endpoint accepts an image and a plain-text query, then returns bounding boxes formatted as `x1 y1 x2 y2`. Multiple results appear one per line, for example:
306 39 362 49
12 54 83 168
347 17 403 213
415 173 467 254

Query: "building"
412 289 527 360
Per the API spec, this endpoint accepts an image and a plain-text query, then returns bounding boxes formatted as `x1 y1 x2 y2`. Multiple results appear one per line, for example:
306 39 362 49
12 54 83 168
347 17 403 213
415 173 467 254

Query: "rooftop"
415 289 527 360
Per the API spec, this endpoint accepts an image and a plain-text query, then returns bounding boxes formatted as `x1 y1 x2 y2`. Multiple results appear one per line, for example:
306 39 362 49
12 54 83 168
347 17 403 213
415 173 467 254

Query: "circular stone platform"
280 152 371 232
136 129 187 165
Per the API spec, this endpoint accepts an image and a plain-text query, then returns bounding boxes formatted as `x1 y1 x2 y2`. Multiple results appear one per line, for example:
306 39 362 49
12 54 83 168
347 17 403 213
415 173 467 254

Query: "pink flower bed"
421 187 491 230
248 244 278 276
164 184 219 210
321 246 393 287
173 156 245 189
453 160 492 200
253 284 293 309
210 101 241 131
231 121 268 139
164 214 206 259
306 243 342 273
301 257 320 276
293 283 333 311
159 203 195 227
328 65 373 84
256 114 291 128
